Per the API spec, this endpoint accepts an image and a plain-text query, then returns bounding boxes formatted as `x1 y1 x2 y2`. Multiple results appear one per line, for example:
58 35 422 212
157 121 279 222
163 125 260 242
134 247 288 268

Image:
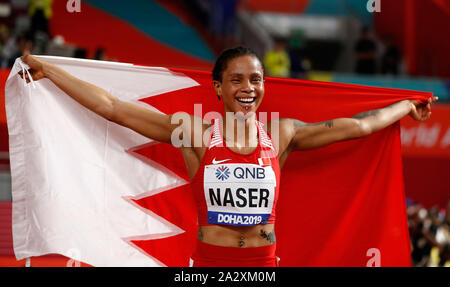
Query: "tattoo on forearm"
351 101 401 119
294 119 334 128
260 229 276 244
197 228 203 241
320 120 334 128
293 119 307 128
351 109 380 119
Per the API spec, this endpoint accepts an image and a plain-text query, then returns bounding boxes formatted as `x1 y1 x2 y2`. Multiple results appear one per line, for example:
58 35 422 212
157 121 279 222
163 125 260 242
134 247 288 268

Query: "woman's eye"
252 78 261 82
231 79 240 83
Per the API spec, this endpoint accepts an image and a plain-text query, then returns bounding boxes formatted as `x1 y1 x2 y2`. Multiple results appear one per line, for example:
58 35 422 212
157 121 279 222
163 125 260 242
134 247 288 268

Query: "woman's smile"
235 96 257 108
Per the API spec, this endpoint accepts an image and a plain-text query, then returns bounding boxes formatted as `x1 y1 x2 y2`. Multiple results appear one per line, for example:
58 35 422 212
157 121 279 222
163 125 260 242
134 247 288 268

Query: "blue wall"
85 0 215 62
305 0 374 26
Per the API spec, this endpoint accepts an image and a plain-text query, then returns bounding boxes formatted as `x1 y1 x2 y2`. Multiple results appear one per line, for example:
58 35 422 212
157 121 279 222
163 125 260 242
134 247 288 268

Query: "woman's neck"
222 111 258 149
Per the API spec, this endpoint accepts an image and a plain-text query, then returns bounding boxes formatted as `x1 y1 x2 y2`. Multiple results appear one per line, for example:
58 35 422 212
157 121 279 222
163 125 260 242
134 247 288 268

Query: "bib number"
203 163 276 226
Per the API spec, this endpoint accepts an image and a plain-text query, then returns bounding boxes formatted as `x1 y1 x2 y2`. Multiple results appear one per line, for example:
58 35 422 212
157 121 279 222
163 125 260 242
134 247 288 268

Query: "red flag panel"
131 68 431 266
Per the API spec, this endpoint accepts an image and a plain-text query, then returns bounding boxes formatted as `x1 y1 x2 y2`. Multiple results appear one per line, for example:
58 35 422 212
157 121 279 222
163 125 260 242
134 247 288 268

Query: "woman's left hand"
409 96 438 122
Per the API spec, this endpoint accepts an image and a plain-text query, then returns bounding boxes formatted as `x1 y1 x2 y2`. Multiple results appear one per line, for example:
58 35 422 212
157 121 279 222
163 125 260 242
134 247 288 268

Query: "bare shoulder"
266 118 289 132
189 114 212 153
267 118 296 155
267 118 296 138
175 113 211 141
178 115 212 176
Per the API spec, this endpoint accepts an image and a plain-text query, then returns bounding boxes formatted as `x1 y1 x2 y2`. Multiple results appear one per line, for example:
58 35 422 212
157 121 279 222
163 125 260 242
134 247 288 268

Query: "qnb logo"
234 167 265 179
367 0 381 13
67 0 81 13
215 166 230 181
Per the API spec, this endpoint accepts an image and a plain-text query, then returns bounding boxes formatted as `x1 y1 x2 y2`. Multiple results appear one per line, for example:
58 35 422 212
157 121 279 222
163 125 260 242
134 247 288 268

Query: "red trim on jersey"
191 118 280 226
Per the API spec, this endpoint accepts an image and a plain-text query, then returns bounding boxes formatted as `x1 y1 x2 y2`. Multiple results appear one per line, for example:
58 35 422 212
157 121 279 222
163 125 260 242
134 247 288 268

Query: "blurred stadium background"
0 0 448 267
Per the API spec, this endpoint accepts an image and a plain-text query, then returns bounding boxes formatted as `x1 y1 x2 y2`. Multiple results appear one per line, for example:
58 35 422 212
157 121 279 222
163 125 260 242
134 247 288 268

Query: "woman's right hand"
19 53 46 83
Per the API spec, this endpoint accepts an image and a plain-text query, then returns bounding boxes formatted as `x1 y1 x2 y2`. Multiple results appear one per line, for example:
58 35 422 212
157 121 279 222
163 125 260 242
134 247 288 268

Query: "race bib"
203 163 276 226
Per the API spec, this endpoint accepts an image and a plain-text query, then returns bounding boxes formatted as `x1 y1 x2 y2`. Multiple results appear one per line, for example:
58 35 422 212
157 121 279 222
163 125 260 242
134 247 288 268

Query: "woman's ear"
213 80 222 100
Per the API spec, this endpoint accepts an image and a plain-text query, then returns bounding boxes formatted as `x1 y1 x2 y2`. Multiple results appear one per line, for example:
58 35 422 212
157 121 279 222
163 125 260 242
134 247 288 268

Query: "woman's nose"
241 80 254 92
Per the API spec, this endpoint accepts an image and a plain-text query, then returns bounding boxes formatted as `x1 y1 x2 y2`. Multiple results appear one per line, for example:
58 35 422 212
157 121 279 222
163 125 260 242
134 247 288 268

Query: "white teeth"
236 98 255 103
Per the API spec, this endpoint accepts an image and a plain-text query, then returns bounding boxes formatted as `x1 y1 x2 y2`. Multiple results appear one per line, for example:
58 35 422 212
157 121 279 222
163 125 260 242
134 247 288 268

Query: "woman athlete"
20 47 437 267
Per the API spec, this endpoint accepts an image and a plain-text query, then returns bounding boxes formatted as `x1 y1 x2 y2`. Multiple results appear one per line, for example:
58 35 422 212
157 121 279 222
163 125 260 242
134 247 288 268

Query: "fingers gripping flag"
6 56 432 266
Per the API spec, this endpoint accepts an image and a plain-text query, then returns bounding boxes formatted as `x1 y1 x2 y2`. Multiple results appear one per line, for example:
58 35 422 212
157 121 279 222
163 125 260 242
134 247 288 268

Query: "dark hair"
212 46 264 82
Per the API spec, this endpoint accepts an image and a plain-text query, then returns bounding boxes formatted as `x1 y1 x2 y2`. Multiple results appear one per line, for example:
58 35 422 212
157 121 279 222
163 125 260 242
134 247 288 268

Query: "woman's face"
214 55 264 115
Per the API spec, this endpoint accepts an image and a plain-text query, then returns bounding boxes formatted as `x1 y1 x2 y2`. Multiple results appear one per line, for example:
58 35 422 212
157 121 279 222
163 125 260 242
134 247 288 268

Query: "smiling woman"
19 45 436 267
212 46 264 106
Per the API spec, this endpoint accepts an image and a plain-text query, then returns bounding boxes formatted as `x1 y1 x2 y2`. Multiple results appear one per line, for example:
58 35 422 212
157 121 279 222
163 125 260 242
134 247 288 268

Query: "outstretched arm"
351 97 436 134
280 97 437 152
20 54 185 144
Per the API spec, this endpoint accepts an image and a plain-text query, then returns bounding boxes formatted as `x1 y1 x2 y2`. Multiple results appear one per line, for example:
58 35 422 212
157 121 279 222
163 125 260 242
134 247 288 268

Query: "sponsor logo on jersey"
212 157 231 164
214 166 267 181
233 166 266 179
215 166 230 181
204 163 276 226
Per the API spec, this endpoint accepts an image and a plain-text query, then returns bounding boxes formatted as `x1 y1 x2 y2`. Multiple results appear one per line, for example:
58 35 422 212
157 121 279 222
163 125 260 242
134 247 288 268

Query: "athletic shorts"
190 240 278 267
